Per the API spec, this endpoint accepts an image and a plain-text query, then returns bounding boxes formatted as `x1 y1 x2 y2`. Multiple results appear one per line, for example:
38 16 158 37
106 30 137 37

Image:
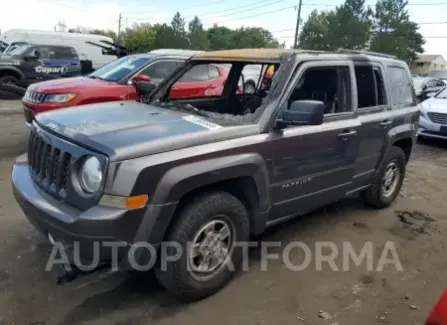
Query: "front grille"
28 130 72 198
427 112 447 125
24 91 49 103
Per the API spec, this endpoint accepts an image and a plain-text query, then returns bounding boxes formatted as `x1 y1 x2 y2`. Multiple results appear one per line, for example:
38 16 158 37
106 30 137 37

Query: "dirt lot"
1 107 447 325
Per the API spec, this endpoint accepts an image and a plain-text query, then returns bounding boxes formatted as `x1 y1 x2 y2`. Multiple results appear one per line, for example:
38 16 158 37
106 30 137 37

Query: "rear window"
387 66 414 106
89 55 151 82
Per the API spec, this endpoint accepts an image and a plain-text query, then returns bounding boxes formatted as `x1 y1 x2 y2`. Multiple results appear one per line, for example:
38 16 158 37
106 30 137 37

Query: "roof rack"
336 48 397 59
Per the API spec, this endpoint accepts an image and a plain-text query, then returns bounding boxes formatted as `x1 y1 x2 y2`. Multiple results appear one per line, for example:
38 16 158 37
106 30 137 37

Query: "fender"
133 153 271 246
0 66 25 80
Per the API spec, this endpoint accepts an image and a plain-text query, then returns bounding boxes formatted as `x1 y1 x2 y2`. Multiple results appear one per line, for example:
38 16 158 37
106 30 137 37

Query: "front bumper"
12 155 148 268
418 115 447 140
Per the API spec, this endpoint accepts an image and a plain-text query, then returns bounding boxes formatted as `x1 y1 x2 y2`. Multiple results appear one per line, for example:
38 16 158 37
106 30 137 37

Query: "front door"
266 61 360 222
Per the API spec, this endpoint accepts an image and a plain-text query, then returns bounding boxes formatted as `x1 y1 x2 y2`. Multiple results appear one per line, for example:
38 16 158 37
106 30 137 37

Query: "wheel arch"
141 154 271 244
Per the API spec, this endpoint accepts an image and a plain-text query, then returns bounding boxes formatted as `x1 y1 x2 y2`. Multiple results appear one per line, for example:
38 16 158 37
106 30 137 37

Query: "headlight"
419 103 428 118
80 156 102 193
45 93 76 103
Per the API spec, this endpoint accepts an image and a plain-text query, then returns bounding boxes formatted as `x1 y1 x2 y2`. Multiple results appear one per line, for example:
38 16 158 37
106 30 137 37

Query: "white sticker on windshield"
182 115 223 130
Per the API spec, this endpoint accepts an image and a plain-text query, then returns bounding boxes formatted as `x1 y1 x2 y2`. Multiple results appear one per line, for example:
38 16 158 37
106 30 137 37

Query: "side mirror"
276 100 325 128
135 81 157 97
133 74 151 84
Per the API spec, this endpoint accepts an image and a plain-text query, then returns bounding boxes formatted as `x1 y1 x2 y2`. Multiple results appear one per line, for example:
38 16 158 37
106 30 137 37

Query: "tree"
231 27 280 49
170 12 189 49
299 0 372 51
369 0 424 62
207 26 233 50
152 23 177 49
121 23 157 52
331 0 373 50
188 16 210 50
298 10 334 50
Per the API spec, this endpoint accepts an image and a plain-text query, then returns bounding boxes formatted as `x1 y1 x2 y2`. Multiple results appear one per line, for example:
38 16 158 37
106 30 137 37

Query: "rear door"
352 62 393 189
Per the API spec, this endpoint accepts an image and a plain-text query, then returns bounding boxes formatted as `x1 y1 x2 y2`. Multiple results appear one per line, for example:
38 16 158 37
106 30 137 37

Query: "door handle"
337 130 357 139
380 120 392 126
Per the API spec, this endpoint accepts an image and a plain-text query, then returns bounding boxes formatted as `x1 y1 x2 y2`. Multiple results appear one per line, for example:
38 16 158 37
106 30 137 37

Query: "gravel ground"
0 111 447 325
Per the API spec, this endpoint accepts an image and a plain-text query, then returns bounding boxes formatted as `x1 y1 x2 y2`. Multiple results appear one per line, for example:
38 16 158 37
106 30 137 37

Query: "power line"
125 0 286 22
270 21 447 33
207 4 297 24
36 0 117 16
302 1 447 6
123 0 226 15
277 35 447 39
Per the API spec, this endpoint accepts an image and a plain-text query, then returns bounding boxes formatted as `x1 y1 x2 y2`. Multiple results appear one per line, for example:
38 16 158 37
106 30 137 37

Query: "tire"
244 81 256 94
360 146 406 209
0 75 20 89
155 191 250 301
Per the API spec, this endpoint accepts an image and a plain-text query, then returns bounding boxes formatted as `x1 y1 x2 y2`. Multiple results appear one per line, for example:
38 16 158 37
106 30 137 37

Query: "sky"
1 0 447 58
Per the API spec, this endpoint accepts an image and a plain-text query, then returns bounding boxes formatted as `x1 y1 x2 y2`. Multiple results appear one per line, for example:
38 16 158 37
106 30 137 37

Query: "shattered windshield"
144 60 282 126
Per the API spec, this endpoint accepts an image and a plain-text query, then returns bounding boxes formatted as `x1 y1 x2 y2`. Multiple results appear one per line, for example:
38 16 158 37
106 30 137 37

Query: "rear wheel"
361 146 406 208
155 191 250 301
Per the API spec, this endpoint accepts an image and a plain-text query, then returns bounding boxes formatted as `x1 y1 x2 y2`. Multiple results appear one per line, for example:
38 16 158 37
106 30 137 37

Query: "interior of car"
161 62 280 116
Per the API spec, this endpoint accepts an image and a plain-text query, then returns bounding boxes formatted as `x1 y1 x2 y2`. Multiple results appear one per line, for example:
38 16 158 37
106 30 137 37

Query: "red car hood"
29 77 115 94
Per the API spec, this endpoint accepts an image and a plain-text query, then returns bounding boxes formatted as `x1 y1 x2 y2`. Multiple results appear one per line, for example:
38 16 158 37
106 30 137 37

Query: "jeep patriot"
12 48 419 300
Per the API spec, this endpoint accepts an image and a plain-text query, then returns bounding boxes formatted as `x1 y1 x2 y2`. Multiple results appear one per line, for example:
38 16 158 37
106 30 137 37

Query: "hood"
421 97 447 113
28 76 114 93
35 101 251 161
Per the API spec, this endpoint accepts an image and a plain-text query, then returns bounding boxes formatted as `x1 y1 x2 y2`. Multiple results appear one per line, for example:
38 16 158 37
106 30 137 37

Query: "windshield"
435 88 447 99
89 55 151 82
7 44 32 56
412 77 427 90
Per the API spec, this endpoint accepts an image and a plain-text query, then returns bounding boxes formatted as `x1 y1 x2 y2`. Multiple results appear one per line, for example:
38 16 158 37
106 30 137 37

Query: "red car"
426 290 447 325
22 53 229 125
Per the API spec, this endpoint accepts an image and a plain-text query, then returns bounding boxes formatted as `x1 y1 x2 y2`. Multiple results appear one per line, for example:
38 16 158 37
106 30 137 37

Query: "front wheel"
361 146 407 208
155 191 250 301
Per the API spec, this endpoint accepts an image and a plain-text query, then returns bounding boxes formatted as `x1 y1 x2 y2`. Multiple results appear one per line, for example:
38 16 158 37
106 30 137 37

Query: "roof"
414 54 445 63
193 48 400 62
149 49 204 56
194 48 294 61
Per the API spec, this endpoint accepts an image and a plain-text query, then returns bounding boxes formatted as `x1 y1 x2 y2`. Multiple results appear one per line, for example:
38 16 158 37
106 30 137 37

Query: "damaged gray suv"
12 48 419 300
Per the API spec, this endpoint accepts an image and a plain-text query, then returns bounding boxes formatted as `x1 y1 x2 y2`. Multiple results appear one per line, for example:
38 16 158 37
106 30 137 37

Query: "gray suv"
12 48 419 301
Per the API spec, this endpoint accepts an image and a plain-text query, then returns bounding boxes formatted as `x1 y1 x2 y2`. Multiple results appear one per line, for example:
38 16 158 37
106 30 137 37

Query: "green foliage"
121 23 156 52
298 0 425 61
188 16 210 50
369 0 424 62
207 26 234 50
88 13 280 53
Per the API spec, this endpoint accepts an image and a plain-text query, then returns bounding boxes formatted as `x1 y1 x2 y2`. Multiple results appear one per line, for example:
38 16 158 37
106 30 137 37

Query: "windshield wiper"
88 75 103 80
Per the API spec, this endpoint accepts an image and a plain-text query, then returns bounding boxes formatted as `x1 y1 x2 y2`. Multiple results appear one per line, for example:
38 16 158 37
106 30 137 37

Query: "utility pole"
293 0 303 49
117 13 122 45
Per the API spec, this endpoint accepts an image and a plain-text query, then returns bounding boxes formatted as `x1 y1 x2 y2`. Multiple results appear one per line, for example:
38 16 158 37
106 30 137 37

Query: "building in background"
411 54 447 75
